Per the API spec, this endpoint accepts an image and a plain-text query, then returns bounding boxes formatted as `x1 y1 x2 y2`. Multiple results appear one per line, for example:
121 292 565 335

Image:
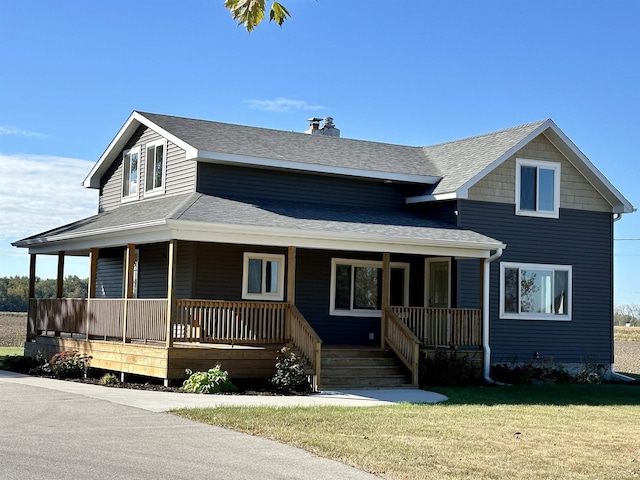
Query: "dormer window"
122 146 140 201
145 140 166 196
515 158 560 218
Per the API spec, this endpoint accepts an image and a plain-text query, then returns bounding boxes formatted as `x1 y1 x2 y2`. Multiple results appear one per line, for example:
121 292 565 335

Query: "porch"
26 298 482 388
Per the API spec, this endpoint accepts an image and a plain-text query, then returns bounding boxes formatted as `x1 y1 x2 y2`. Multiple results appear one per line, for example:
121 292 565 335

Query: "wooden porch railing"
288 305 322 389
28 298 86 340
174 300 288 343
391 306 482 347
384 306 420 385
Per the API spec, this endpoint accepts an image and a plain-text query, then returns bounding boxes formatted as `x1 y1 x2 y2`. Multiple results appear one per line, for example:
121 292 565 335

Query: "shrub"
574 361 605 384
32 351 91 379
420 349 481 387
271 346 309 393
99 372 120 386
0 354 45 374
491 362 572 385
182 365 237 394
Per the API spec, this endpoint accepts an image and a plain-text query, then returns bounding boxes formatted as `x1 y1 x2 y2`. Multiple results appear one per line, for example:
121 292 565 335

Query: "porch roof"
13 193 505 258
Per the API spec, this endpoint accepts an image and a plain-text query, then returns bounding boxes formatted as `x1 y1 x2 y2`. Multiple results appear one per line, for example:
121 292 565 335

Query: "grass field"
174 384 640 480
0 313 25 357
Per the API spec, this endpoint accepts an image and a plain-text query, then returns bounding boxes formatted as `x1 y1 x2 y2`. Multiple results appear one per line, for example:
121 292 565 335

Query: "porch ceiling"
13 193 505 258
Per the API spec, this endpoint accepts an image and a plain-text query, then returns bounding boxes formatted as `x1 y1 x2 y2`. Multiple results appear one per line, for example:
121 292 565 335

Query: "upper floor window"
330 258 409 317
515 158 560 218
145 140 166 196
500 262 572 321
122 147 140 201
242 252 285 301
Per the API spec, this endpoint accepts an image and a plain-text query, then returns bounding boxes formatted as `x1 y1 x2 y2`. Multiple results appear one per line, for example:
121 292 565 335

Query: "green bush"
182 365 237 394
99 372 120 386
271 346 309 393
0 354 45 374
491 362 572 385
420 349 481 387
32 351 91 379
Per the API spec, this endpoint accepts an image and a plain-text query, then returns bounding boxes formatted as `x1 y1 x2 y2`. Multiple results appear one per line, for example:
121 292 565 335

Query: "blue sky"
0 0 638 304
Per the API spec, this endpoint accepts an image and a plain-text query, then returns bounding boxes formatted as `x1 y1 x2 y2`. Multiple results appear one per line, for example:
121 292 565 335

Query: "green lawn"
0 347 24 357
173 384 640 480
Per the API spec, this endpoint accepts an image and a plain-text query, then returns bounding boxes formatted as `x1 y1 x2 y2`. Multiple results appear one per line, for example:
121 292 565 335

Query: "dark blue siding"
196 163 411 208
458 200 613 364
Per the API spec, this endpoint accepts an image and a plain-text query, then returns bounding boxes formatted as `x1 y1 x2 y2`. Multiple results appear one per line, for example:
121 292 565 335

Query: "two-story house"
13 112 634 389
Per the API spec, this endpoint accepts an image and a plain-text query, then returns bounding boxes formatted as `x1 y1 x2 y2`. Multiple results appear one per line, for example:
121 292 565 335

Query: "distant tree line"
614 304 640 326
0 276 88 312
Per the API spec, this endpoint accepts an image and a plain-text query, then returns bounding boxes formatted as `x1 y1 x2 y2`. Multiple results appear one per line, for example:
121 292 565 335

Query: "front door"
426 259 450 308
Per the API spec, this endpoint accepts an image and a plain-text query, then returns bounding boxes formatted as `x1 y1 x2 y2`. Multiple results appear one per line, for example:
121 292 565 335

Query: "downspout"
610 213 635 382
482 247 503 384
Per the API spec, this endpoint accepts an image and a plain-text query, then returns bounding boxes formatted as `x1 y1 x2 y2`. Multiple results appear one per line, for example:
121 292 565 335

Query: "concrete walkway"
0 370 447 412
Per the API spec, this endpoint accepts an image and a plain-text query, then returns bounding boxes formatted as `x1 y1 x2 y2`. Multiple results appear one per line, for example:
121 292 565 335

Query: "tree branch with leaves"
224 0 292 32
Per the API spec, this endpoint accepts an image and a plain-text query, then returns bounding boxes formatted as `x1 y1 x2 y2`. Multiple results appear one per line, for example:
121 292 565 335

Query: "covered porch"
26 295 482 388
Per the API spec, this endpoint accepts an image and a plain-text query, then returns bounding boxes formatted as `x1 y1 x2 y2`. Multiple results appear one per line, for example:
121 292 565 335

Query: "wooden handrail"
384 306 421 385
391 306 482 347
287 304 322 390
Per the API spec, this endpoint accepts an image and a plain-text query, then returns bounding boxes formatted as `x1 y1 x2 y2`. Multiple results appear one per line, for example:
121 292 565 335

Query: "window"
122 147 140 200
500 262 571 320
145 140 166 196
515 158 560 218
242 253 285 301
330 258 409 316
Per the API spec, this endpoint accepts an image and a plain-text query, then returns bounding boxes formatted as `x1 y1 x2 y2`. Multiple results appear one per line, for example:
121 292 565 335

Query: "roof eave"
82 111 197 189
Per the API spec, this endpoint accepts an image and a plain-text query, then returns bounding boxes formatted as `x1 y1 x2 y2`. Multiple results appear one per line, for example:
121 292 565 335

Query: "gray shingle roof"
424 120 547 195
139 112 441 178
138 112 547 195
13 193 502 249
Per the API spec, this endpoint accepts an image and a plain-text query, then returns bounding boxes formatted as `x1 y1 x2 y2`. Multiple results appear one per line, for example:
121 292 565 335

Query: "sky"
0 0 638 304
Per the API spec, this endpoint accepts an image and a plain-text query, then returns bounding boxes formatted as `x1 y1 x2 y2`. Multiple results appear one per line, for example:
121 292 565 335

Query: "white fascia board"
21 220 170 254
83 112 197 189
542 123 635 214
405 192 459 204
196 150 441 185
166 219 505 258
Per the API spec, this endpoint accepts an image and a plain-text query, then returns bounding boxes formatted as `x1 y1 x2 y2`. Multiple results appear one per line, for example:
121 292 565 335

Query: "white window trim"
144 139 167 198
329 258 410 317
499 261 572 321
424 257 451 308
121 146 141 203
241 252 285 301
515 158 561 219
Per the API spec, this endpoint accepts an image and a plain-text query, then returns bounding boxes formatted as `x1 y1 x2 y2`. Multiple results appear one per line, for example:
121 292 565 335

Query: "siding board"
458 200 613 364
98 125 194 212
196 163 410 208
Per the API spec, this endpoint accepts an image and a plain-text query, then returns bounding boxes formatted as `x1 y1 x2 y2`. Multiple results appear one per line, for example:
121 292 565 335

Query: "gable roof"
83 112 634 214
12 193 505 258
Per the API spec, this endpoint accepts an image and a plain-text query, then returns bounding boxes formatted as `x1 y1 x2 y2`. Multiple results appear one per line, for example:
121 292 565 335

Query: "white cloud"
0 152 97 248
244 97 326 113
0 126 48 138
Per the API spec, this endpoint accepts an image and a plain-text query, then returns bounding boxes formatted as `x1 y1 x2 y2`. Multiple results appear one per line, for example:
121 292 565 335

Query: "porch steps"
320 347 413 390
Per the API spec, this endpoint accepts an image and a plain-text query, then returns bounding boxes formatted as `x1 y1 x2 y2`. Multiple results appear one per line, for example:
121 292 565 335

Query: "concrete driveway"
0 380 380 480
0 372 446 480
